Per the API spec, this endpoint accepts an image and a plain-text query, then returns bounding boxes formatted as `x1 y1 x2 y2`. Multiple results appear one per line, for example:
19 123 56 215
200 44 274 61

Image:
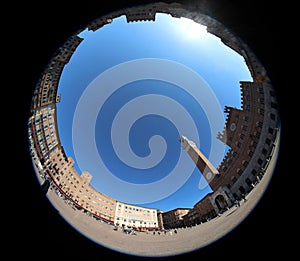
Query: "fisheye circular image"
27 1 281 258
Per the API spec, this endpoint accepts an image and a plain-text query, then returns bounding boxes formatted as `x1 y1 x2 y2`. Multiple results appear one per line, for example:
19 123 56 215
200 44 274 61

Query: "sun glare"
178 17 207 39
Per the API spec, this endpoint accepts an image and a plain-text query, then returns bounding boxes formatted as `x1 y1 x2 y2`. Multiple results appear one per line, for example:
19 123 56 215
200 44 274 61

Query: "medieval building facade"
28 1 280 231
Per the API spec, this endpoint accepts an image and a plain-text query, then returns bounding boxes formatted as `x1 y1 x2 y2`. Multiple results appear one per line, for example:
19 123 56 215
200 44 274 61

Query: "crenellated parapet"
30 35 83 115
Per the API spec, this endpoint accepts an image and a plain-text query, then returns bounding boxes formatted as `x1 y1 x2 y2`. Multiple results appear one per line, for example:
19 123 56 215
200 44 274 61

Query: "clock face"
230 123 237 131
206 172 212 180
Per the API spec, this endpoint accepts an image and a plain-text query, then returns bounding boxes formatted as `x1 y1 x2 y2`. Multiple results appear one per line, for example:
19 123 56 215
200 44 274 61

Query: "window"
257 158 263 165
251 169 257 175
270 113 276 120
256 121 263 128
271 102 278 109
259 108 264 116
242 125 248 131
265 138 271 145
262 148 268 155
237 169 243 175
231 176 237 183
242 160 248 167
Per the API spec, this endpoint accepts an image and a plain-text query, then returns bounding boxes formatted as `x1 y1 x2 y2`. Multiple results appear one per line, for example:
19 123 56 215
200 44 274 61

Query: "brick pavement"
45 167 273 257
43 136 279 257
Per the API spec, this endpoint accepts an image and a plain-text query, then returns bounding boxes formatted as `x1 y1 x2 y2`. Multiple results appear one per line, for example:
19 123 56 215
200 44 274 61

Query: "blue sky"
56 13 252 212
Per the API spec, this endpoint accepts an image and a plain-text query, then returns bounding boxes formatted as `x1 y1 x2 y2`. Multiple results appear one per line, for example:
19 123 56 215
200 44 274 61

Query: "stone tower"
180 135 219 190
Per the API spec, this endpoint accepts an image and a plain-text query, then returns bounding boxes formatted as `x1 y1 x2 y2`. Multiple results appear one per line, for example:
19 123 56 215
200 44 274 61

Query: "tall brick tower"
180 135 219 189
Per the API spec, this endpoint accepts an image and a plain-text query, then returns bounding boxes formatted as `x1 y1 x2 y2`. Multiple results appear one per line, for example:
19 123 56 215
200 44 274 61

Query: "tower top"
179 135 219 183
179 135 197 151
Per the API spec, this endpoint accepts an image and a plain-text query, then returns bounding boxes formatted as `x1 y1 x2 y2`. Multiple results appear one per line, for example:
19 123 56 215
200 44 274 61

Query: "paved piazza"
44 141 278 257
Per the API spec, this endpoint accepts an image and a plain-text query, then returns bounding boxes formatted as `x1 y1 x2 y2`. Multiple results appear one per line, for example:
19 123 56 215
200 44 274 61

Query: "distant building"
115 202 159 231
183 193 215 226
161 208 190 229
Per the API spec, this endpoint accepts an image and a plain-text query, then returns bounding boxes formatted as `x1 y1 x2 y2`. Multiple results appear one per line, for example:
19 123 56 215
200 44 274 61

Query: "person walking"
234 199 240 207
